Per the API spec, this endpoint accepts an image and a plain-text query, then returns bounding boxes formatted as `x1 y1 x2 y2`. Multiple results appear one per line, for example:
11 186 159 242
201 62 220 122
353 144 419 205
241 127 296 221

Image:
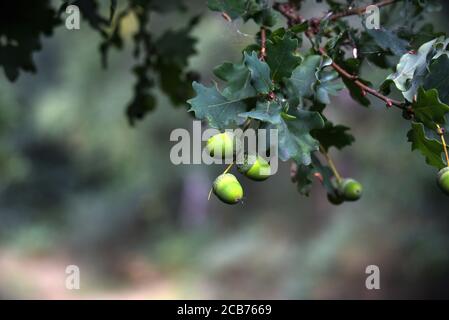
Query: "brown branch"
327 0 399 21
259 27 267 60
274 1 407 111
437 124 449 166
274 0 400 34
319 48 405 110
273 2 303 26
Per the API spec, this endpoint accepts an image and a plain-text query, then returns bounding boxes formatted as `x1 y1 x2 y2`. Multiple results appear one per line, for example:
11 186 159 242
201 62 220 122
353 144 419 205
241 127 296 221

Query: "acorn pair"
207 132 271 204
327 178 363 205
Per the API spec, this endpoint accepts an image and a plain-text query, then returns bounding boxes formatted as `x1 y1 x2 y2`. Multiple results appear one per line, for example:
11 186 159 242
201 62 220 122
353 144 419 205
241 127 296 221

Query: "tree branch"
318 48 406 110
327 0 399 21
274 0 401 31
274 1 408 111
259 27 267 60
273 2 303 26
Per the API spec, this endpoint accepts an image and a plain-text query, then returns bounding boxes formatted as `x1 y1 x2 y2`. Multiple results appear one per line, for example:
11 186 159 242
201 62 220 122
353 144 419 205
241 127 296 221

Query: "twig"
319 145 342 183
274 0 400 37
327 0 399 21
437 124 449 166
319 48 406 110
273 2 303 26
259 27 267 60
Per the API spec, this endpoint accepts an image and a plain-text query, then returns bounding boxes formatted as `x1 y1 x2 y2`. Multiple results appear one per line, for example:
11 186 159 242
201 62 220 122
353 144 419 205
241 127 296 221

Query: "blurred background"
1 0 449 299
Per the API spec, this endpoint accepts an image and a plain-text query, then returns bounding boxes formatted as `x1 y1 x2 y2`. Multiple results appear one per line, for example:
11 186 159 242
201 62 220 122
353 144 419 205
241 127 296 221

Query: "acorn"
437 167 449 196
213 173 244 204
327 192 344 205
206 132 236 160
237 154 271 181
339 178 363 201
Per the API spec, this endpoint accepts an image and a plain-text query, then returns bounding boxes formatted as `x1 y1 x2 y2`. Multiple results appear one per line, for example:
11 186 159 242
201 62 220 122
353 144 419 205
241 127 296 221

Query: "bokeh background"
1 0 449 299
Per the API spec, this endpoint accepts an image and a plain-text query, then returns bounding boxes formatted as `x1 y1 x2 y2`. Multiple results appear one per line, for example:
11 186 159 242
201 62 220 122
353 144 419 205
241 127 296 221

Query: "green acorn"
327 192 344 205
213 173 244 204
237 155 271 181
206 132 236 159
339 178 363 201
437 167 449 196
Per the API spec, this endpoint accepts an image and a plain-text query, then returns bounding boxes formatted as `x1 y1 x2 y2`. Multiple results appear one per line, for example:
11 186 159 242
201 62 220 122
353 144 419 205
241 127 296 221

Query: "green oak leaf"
287 55 322 98
290 21 309 33
385 38 437 102
357 32 391 69
187 81 247 129
270 109 324 165
433 37 449 60
312 121 355 151
365 27 409 56
266 32 301 82
239 100 282 124
294 162 314 196
155 26 197 68
213 61 257 100
243 51 272 94
411 87 449 129
293 154 336 197
315 70 344 104
423 55 449 105
207 0 247 20
311 154 337 196
207 0 275 25
407 122 446 169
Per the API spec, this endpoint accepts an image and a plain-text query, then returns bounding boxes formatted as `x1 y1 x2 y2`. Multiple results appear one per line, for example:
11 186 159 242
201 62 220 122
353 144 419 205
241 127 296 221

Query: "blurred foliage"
0 0 200 125
1 0 449 299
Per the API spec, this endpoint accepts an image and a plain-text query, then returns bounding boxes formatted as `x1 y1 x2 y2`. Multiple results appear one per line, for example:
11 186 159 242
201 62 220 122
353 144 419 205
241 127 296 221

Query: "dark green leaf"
315 70 344 104
287 55 321 98
266 32 301 82
187 82 248 129
293 154 336 196
274 109 324 165
312 121 355 151
243 51 272 94
411 87 449 129
423 55 449 105
213 62 257 100
239 100 282 124
407 122 446 169
366 27 409 56
207 0 247 19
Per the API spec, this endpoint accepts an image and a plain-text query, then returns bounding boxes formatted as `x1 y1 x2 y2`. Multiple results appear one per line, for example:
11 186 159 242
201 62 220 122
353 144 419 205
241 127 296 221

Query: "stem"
320 145 342 183
223 162 234 174
259 27 267 60
319 48 406 110
437 124 449 166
